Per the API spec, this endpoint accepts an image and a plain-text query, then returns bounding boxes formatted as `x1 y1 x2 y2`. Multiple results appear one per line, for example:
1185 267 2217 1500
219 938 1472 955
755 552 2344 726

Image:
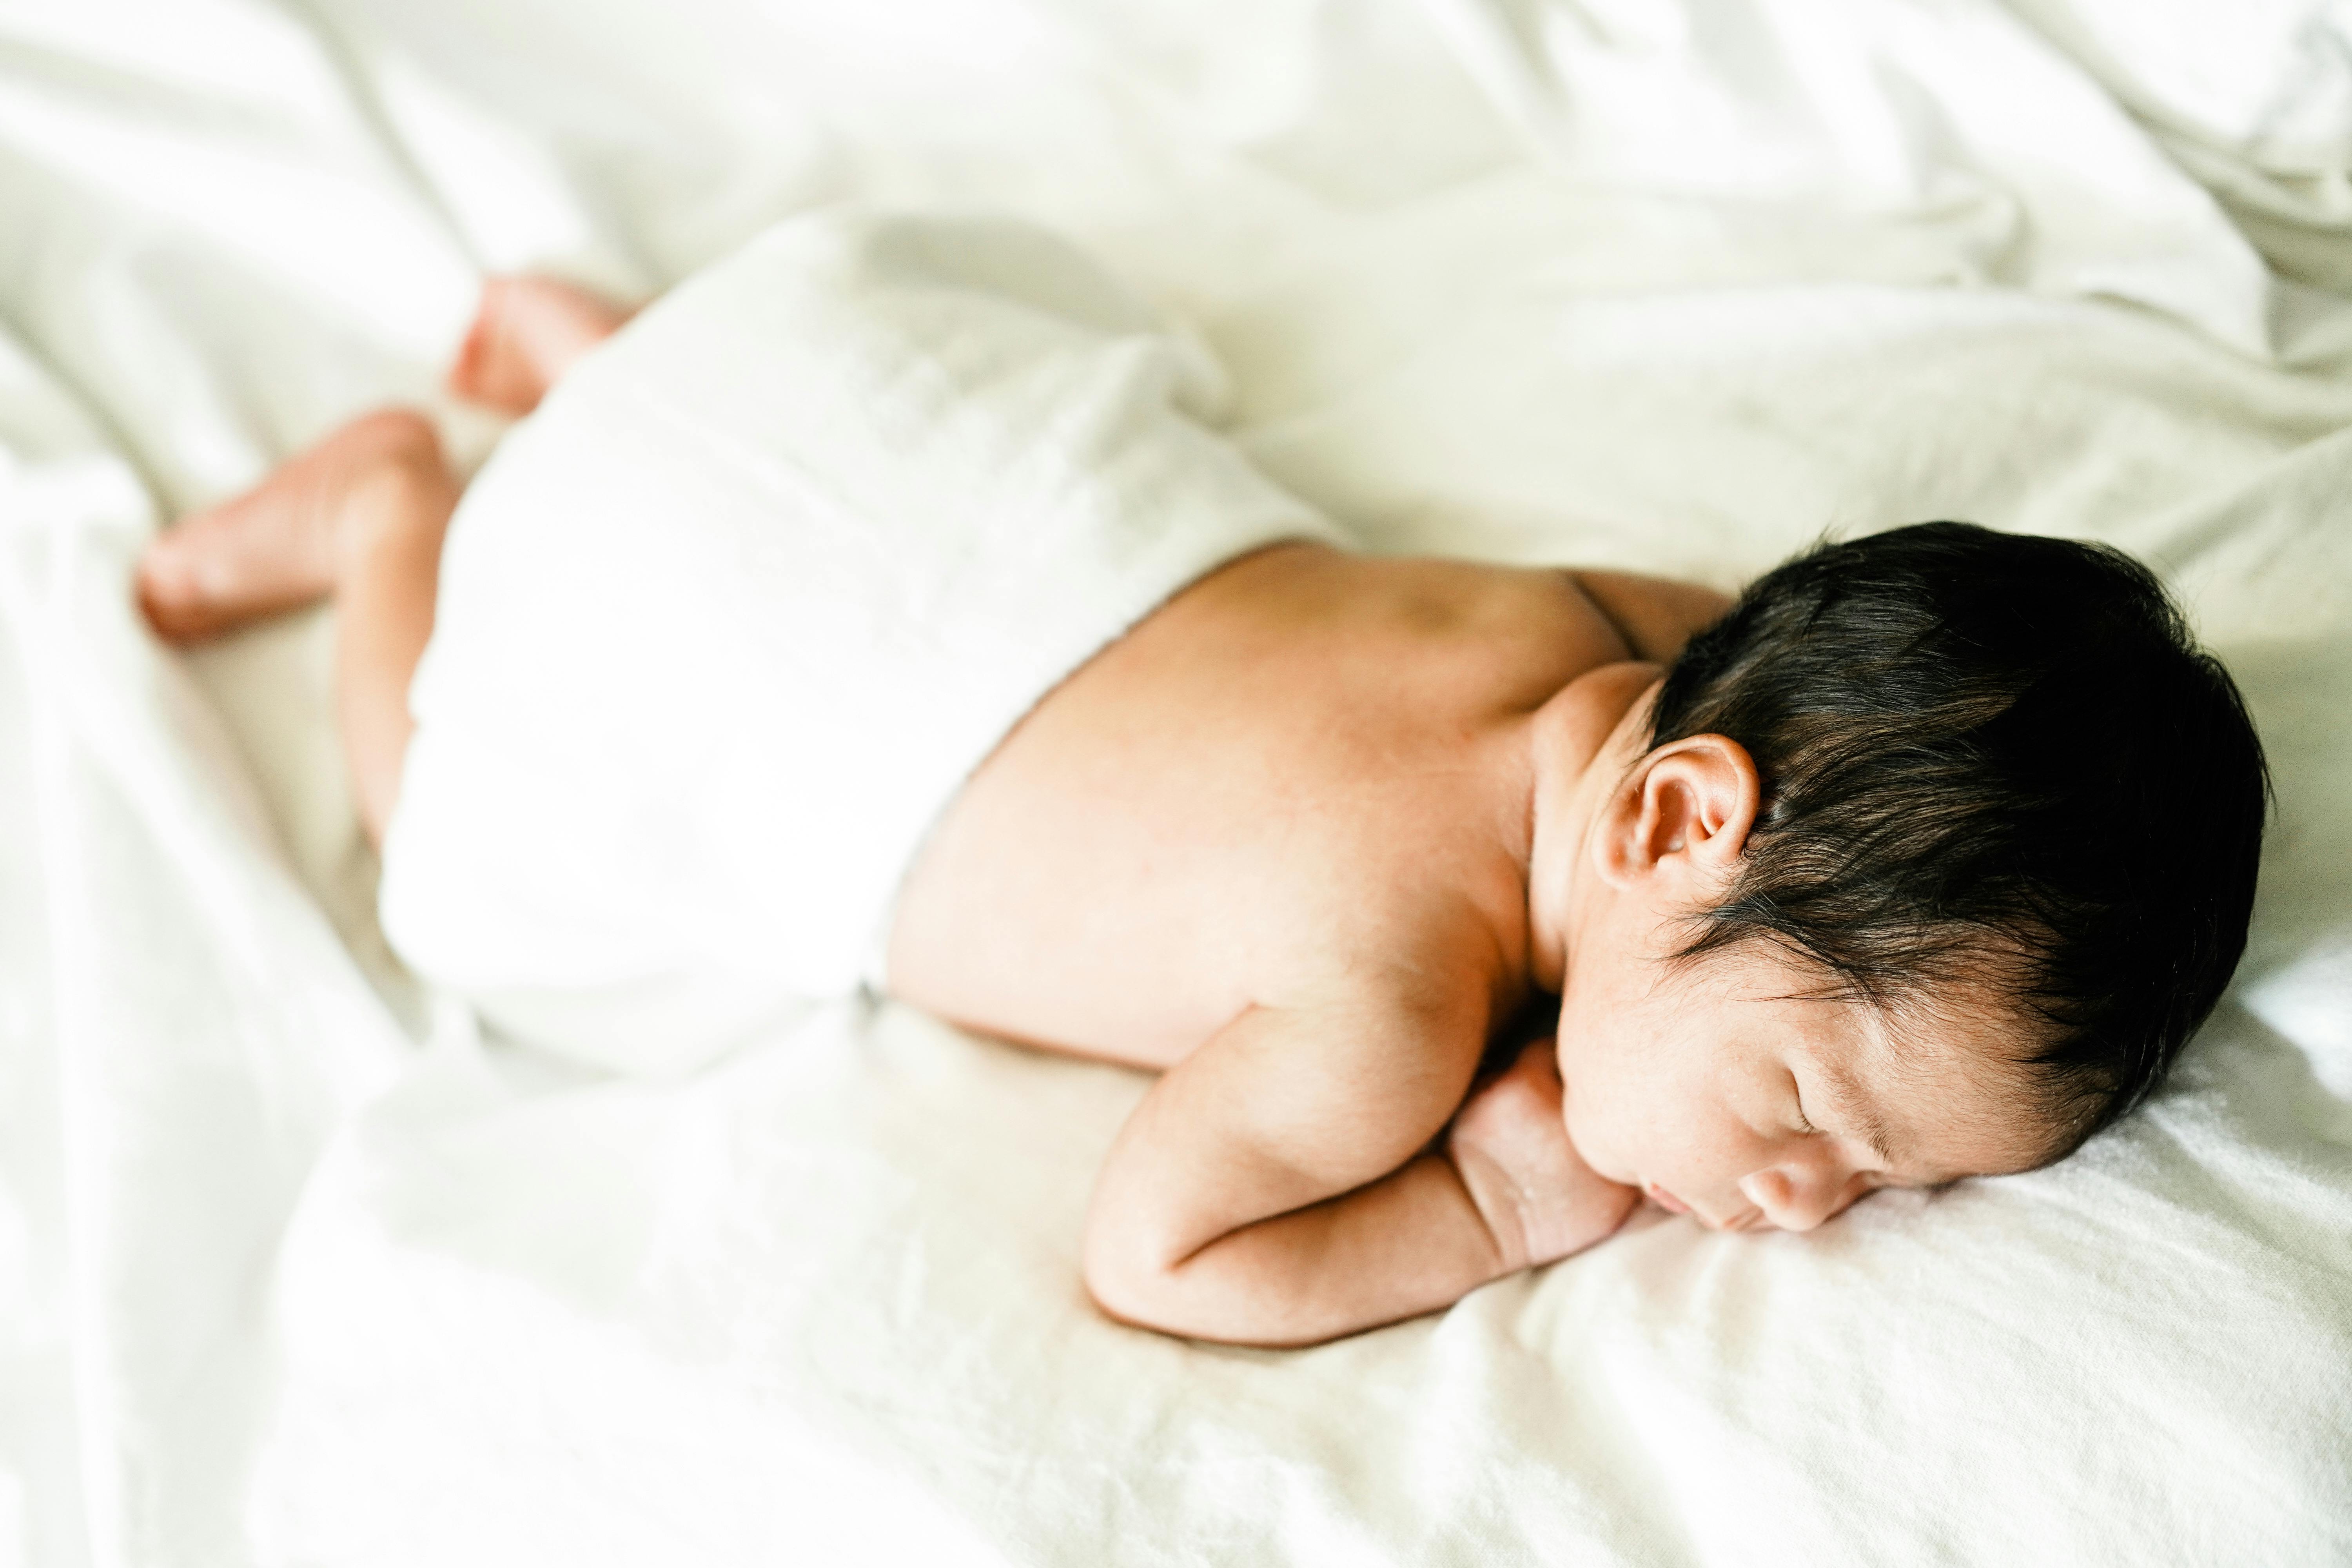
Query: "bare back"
887 541 1645 1069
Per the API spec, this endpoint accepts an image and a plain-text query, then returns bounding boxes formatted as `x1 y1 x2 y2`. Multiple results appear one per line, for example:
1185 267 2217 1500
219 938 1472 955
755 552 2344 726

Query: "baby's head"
1555 522 2268 1230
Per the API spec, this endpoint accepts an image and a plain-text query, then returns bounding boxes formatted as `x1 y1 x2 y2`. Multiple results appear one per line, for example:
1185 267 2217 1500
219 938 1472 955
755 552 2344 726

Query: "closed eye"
1789 1073 1818 1136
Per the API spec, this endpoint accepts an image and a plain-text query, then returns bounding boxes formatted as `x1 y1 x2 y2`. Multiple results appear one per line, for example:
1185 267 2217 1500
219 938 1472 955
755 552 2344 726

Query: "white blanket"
2 2 2349 1565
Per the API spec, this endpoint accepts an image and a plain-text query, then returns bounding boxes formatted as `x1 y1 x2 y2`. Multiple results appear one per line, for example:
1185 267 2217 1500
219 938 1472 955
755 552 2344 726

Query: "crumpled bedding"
0 2 2347 1565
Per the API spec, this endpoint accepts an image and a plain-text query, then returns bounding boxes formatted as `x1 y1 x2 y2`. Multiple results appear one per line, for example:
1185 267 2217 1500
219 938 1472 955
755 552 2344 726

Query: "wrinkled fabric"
0 2 2348 1565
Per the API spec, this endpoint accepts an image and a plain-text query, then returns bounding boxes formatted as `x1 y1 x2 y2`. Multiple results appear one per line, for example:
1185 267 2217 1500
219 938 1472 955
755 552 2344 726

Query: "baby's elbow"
1080 1226 1185 1336
1083 1218 1277 1342
1080 1200 1311 1345
1082 1261 1164 1336
1083 1254 1324 1348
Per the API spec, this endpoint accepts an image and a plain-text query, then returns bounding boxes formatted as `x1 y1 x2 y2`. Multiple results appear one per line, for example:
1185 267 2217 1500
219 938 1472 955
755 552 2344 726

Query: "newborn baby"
136 211 2269 1348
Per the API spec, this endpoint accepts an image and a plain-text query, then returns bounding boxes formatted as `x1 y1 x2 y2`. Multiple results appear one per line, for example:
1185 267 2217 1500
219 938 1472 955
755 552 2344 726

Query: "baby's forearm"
1085 1148 1532 1348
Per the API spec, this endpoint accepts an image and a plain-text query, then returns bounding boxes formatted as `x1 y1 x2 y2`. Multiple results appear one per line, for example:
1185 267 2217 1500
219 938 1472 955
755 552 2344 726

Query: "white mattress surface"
1 2 2348 1564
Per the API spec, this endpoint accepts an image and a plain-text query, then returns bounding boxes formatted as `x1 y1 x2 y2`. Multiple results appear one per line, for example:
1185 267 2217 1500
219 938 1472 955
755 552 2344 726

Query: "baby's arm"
1082 993 1634 1347
1446 1036 1639 1266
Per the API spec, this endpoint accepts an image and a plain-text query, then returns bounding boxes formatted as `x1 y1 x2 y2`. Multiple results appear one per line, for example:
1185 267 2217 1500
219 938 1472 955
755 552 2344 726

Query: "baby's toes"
444 282 541 416
445 322 532 416
135 535 227 641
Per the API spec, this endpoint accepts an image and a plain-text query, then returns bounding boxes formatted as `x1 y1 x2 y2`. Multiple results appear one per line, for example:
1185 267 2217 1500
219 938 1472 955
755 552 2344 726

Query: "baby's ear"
1592 733 1761 893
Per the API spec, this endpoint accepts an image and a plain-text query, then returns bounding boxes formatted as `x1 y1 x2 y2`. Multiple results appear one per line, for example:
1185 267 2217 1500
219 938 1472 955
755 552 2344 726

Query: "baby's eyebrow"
1815 1053 1902 1168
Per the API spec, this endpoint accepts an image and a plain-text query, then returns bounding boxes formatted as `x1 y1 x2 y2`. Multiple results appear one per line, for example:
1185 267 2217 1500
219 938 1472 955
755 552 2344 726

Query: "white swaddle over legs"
379 209 1343 1074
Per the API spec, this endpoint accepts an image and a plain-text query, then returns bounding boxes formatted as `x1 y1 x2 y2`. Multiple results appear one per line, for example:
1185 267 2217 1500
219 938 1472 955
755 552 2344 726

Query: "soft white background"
0 1 2348 1564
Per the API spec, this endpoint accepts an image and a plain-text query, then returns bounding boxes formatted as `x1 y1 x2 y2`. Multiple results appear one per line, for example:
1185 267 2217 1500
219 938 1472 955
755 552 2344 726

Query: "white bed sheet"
1 1 2348 1564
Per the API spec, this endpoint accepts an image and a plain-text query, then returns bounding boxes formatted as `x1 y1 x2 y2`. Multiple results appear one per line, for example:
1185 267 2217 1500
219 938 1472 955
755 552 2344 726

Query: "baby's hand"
1446 1039 1639 1271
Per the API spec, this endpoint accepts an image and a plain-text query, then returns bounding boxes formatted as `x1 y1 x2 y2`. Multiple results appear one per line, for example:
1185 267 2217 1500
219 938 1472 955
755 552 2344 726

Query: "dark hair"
1649 522 2267 1159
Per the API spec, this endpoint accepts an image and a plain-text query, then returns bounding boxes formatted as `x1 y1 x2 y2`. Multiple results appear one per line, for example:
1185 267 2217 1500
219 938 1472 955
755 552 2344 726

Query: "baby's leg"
136 279 627 838
445 277 634 417
136 409 456 846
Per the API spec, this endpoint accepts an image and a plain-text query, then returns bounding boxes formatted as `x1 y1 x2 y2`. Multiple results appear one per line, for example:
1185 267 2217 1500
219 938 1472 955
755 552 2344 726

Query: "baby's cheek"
1555 1082 1628 1185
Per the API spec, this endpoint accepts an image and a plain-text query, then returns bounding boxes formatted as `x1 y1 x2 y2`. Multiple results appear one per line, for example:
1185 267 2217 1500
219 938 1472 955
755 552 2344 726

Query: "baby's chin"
1574 1137 1681 1212
1562 1120 1638 1191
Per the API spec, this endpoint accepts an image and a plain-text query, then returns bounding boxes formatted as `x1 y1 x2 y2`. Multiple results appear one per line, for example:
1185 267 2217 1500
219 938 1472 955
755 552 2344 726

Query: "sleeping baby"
134 210 2269 1347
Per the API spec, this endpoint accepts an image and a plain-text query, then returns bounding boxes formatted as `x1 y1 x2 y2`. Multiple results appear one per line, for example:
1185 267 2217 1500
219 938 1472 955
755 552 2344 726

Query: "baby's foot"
444 276 633 417
137 408 441 643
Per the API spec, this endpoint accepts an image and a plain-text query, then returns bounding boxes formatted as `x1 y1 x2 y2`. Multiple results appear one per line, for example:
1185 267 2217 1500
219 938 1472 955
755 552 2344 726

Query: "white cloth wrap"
378 210 1341 1074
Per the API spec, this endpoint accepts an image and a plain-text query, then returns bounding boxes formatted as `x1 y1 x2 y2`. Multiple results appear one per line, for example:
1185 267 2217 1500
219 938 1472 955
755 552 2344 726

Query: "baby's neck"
1521 665 1664 992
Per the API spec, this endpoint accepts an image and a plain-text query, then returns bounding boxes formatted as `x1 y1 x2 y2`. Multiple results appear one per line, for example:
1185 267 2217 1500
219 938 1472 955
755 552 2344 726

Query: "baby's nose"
1737 1167 1846 1232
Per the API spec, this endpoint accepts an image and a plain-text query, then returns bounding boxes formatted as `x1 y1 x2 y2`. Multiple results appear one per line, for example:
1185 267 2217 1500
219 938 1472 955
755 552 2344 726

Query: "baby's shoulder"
1186 546 1638 691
